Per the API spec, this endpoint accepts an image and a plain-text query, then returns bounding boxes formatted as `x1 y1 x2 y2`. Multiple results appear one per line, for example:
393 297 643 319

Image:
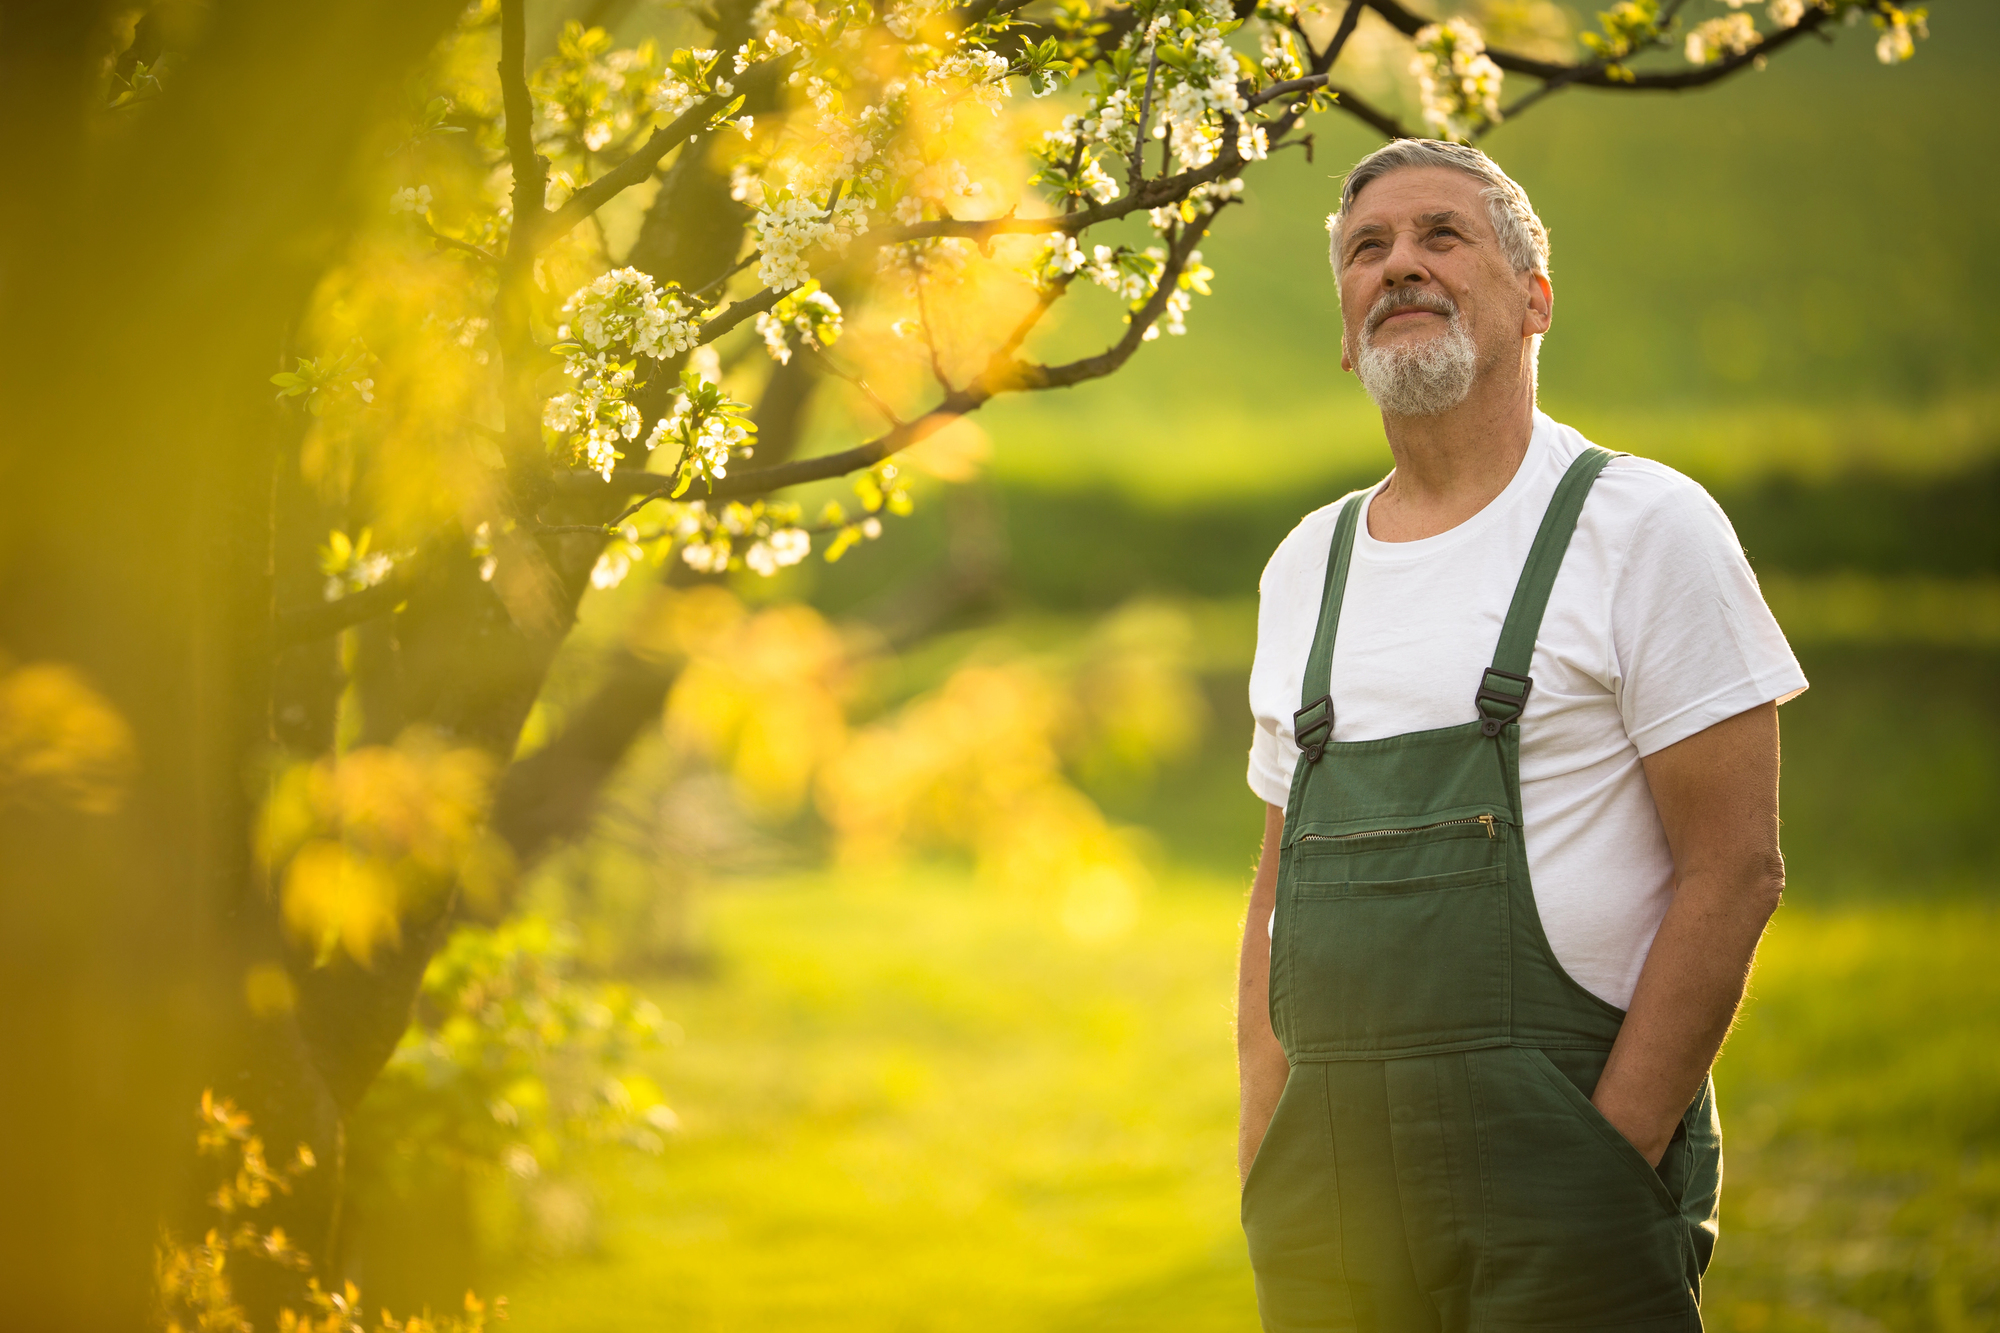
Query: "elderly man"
1235 140 1805 1332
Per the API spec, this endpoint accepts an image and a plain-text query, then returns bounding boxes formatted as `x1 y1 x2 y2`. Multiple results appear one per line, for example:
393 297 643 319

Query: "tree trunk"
0 3 464 1325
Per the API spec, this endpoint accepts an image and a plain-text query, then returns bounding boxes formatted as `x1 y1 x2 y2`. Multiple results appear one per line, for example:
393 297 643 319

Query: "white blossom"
755 310 794 364
591 546 633 590
655 77 701 118
753 194 866 291
754 282 844 363
558 267 701 360
1079 158 1120 204
1874 8 1925 64
1412 19 1503 143
1686 14 1757 64
681 540 730 572
769 527 811 565
389 185 432 215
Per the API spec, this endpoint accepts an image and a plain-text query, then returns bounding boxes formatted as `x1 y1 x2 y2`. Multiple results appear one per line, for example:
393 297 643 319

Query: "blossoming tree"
0 0 1925 1319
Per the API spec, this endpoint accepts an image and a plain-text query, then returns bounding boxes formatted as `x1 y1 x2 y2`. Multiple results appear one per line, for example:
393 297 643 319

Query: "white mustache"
1366 290 1457 335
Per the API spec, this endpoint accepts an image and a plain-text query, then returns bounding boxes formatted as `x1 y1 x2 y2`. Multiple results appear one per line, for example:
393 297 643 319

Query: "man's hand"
1238 802 1291 1182
1594 701 1786 1164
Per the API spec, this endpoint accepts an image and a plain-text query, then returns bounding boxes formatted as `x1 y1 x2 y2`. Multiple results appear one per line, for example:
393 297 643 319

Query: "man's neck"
1368 365 1537 544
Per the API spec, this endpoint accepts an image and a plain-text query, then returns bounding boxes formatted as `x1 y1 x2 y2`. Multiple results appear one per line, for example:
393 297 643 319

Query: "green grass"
492 872 2000 1331
501 870 1255 1331
1710 907 2000 1332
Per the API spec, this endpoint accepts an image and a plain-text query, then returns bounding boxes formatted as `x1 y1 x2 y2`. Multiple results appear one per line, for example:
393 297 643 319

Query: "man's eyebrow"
1344 220 1392 248
1416 210 1472 230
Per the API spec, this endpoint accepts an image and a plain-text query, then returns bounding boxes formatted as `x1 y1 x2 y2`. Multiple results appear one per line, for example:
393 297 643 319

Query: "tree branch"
954 0 1041 28
499 0 546 252
276 568 417 647
424 220 499 265
538 59 787 254
806 344 903 426
584 206 1222 504
1321 0 1366 68
914 281 956 393
1325 84 1411 139
693 282 786 344
1006 209 1216 392
1129 41 1162 188
1362 0 1833 91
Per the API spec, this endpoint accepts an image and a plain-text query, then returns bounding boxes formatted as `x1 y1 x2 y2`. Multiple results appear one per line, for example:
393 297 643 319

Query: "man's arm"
1238 801 1290 1182
1593 700 1785 1165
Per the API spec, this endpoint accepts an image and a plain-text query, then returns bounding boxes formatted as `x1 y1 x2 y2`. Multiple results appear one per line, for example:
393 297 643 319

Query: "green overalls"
1242 448 1723 1333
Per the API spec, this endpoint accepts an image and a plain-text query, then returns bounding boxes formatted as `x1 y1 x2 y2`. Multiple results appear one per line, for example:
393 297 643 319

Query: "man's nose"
1381 233 1430 288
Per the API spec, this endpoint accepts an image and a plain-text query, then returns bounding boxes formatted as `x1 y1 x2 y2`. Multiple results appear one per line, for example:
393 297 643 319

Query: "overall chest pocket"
1279 828 1512 1057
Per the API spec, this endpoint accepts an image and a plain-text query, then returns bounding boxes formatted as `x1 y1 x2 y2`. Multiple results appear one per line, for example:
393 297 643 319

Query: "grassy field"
495 871 2000 1332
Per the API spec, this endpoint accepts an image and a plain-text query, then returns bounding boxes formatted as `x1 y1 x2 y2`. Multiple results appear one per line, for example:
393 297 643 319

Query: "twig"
993 272 1073 365
1250 74 1332 108
579 204 1225 504
1005 207 1217 393
277 568 416 648
1325 85 1410 140
499 0 547 252
693 284 787 346
1270 133 1315 161
690 251 758 303
914 282 955 393
1129 41 1162 189
806 344 904 426
1363 0 1832 90
424 221 500 266
537 59 788 254
1323 0 1366 70
954 0 1040 27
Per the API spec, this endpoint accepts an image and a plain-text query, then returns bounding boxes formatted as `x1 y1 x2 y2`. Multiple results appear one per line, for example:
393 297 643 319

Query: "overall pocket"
1470 1046 1697 1329
1281 857 1510 1055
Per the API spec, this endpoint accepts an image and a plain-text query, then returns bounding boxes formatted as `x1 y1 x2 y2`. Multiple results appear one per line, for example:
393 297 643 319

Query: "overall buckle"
1474 668 1533 737
1294 695 1333 763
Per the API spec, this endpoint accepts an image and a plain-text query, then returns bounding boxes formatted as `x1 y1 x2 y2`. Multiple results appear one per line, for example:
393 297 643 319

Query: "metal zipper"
1299 813 1497 842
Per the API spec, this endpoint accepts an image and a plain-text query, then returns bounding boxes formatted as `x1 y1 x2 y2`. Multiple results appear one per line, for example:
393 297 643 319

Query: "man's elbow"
1744 850 1786 920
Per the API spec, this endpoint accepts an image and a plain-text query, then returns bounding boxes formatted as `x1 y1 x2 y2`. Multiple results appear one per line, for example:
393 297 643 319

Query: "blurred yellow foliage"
819 660 1151 935
631 590 1209 937
244 962 299 1019
296 242 506 542
1071 599 1210 786
260 732 507 965
0 657 138 815
657 589 851 818
158 1091 502 1333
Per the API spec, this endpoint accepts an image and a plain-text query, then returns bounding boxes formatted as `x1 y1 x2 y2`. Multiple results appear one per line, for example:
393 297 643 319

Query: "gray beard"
1354 314 1479 417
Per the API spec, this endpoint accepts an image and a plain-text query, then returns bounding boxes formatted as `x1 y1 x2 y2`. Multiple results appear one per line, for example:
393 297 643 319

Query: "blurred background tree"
0 0 1971 1328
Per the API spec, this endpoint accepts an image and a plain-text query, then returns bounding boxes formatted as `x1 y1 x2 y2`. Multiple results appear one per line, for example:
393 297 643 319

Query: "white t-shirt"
1247 412 1807 1009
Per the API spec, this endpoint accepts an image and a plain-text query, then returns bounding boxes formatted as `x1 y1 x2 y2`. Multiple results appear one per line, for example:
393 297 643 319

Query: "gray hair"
1326 140 1550 278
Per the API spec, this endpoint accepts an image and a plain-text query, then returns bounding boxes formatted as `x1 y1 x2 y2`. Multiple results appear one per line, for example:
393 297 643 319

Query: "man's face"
1333 166 1550 388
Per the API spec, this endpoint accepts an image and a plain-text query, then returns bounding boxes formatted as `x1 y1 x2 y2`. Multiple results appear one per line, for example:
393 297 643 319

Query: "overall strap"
1295 494 1365 763
1475 446 1620 736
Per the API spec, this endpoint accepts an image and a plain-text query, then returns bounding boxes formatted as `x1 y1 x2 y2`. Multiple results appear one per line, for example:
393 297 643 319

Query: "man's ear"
1524 272 1553 338
1339 335 1353 373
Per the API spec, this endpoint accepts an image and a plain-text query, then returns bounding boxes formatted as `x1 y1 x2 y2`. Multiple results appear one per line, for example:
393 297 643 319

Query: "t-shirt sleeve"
1609 475 1808 757
1245 526 1311 810
1247 712 1294 809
